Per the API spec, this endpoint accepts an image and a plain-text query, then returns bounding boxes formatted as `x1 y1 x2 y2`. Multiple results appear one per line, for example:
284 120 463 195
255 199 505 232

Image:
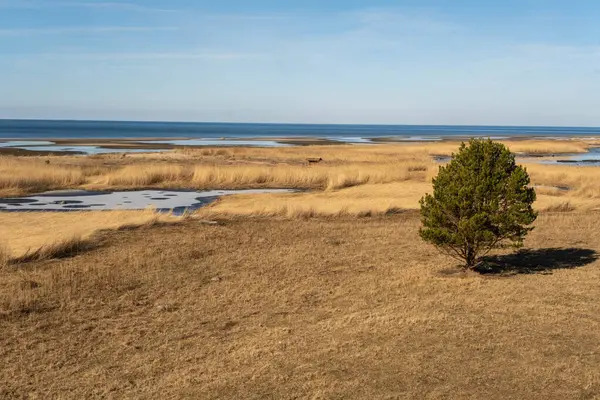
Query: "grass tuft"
12 235 91 264
544 202 576 212
0 243 10 268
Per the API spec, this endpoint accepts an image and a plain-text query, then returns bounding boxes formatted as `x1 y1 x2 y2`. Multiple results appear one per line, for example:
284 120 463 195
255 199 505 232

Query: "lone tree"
419 139 537 269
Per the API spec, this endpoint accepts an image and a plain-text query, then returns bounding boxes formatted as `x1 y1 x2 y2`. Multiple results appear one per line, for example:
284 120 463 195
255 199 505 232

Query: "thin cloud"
260 7 467 60
514 43 600 58
201 13 289 21
0 0 176 12
53 1 177 12
0 26 178 36
4 52 264 61
78 52 262 60
349 8 464 34
0 1 286 17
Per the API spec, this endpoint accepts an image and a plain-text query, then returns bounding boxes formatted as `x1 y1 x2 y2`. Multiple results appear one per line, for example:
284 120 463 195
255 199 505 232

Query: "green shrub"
420 139 537 269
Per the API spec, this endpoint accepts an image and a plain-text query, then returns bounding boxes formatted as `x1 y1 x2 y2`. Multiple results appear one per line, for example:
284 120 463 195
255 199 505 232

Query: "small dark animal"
45 159 50 165
306 157 323 165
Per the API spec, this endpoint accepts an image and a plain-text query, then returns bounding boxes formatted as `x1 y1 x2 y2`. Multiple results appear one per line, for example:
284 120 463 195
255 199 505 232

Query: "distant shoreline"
1 118 600 129
2 119 600 157
2 119 600 142
1 135 599 144
0 136 599 159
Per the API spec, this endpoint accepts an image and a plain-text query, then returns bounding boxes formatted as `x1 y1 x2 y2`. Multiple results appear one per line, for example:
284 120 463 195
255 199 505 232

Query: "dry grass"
201 175 600 218
543 201 576 212
1 141 600 216
499 139 589 154
0 146 432 194
0 140 591 195
13 235 92 264
525 163 600 198
0 157 86 195
1 213 600 398
0 210 174 259
101 164 190 186
2 140 600 397
181 143 433 162
0 242 10 268
94 161 428 191
177 139 590 160
202 181 432 217
520 164 600 211
0 210 177 314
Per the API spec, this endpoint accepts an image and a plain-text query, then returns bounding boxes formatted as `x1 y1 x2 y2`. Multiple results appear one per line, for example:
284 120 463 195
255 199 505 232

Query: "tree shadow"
475 248 599 275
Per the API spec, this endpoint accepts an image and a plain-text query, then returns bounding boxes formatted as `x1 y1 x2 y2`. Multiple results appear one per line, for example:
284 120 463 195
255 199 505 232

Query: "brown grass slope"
2 213 600 399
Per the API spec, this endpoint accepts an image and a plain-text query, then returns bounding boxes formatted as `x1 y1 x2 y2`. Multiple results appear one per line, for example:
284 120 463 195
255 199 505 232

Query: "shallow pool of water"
542 147 600 166
0 141 167 154
324 137 374 144
434 147 600 166
0 141 56 147
22 145 166 154
394 136 444 142
137 139 291 147
0 189 295 214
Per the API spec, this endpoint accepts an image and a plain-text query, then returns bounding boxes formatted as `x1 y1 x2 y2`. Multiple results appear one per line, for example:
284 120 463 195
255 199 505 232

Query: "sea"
1 119 600 140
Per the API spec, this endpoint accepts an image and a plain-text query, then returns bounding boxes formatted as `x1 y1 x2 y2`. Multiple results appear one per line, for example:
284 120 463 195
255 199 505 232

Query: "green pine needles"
419 139 537 269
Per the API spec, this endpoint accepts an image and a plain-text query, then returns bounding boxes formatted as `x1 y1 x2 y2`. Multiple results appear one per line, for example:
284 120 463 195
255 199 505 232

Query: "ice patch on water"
0 189 295 214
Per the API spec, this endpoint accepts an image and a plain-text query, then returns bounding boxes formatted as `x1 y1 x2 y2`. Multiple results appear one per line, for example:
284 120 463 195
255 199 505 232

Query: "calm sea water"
1 119 600 140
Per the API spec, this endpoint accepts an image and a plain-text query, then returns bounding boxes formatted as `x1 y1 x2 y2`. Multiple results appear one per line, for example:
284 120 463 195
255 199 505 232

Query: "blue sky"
1 0 600 125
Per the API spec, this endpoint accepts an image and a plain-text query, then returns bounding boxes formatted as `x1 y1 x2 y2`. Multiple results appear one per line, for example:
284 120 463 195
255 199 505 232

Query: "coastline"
0 135 600 149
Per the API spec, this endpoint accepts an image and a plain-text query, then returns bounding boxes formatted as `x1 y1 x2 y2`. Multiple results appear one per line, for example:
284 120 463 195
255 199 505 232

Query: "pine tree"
419 139 537 269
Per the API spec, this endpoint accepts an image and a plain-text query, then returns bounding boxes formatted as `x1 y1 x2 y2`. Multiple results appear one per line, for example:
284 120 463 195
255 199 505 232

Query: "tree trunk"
465 245 477 269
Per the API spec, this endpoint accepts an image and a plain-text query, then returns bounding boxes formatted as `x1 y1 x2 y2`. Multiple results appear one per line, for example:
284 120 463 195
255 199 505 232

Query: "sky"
1 0 600 125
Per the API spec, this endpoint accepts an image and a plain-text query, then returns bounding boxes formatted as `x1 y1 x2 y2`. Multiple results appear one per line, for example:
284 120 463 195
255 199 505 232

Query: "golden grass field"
1 139 600 398
1 140 600 217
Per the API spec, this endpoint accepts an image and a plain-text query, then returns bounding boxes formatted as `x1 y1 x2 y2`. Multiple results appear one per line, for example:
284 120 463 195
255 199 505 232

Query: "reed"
0 140 592 196
0 158 85 194
102 164 192 186
0 141 599 216
200 181 432 217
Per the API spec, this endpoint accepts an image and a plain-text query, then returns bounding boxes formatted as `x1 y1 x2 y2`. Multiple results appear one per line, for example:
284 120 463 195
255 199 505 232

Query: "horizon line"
1 118 600 130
